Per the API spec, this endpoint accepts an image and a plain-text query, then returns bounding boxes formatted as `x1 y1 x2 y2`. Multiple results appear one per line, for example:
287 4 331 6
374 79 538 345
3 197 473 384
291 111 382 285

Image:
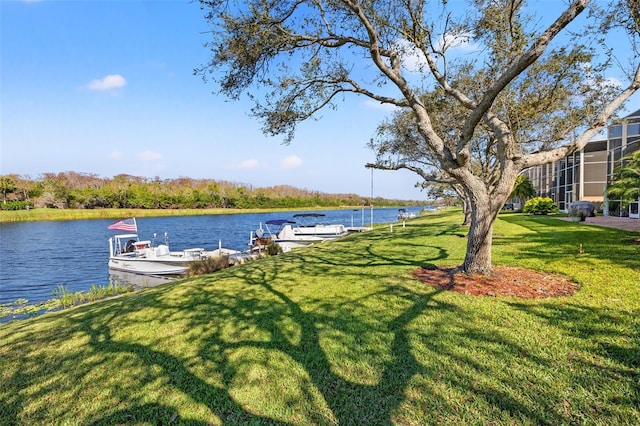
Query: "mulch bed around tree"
411 266 580 299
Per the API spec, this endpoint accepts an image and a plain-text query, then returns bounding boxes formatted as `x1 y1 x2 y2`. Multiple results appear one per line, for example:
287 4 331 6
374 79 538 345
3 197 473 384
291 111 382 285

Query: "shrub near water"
188 255 229 276
522 196 559 215
265 241 283 255
0 201 33 211
1 283 133 321
51 283 134 308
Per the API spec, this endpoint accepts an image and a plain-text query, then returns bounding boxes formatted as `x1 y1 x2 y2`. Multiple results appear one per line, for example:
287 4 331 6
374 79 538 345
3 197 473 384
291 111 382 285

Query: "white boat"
290 213 349 239
108 233 206 275
250 214 348 252
250 220 313 252
397 208 416 220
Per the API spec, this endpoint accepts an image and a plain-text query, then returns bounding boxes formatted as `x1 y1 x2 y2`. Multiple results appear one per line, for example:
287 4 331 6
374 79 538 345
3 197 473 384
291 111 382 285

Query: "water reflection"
108 270 176 290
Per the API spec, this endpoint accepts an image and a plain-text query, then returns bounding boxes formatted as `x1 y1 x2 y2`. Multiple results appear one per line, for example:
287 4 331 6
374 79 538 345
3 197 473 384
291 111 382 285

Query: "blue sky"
1 0 638 200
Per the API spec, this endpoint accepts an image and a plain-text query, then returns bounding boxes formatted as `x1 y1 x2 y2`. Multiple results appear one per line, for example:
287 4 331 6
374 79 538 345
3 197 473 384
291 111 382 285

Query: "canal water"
0 207 409 306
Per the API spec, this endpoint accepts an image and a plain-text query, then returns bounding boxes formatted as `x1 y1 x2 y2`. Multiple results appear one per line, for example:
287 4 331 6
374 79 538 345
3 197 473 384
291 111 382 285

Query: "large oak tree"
197 0 640 275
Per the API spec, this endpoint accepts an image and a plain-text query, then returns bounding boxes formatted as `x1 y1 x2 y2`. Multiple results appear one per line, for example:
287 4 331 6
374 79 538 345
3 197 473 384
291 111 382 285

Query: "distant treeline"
0 172 419 210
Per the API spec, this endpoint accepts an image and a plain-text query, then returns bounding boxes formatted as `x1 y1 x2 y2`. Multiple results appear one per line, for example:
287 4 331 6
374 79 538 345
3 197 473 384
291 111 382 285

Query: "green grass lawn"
1 210 638 425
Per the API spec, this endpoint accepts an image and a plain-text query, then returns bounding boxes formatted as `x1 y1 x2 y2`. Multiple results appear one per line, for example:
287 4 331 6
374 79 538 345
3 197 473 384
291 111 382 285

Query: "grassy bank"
0 207 279 223
0 206 378 223
1 210 638 425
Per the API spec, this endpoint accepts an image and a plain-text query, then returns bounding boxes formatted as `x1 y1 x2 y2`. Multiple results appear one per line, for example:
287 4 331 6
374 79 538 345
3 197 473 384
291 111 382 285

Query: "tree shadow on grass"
26 239 458 424
81 320 287 425
186 258 610 424
218 263 454 424
78 268 572 422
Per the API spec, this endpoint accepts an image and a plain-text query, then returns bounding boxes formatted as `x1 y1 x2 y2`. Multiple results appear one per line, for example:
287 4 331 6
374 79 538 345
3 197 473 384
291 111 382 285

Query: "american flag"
107 218 137 232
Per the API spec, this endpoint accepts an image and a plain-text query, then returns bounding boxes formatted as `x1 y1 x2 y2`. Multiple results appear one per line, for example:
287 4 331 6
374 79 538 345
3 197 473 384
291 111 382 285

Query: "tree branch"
366 162 455 185
460 0 589 154
521 62 640 168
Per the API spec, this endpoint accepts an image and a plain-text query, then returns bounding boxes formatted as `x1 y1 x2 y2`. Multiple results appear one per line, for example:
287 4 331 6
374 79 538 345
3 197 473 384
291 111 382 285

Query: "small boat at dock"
108 232 208 275
250 213 349 252
397 208 416 220
107 218 248 275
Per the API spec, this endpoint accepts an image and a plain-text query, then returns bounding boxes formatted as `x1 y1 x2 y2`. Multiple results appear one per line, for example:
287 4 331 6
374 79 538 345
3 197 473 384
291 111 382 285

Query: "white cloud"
578 63 623 96
138 150 162 161
392 39 426 73
280 155 303 169
224 159 263 170
239 159 260 169
437 31 476 52
109 150 124 160
394 33 479 73
88 74 126 91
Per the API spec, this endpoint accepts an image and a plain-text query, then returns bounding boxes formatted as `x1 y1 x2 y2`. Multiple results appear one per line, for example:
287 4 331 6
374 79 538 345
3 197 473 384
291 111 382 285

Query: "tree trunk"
461 197 472 226
463 199 497 275
459 178 513 276
456 164 518 275
453 184 472 225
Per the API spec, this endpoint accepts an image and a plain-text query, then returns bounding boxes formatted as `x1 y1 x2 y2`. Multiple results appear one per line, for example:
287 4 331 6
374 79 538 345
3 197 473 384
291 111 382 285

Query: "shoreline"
0 205 383 223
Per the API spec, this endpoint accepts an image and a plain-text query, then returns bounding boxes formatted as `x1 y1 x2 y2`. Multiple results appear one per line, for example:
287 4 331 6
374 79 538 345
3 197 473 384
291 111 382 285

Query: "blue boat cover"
265 219 296 225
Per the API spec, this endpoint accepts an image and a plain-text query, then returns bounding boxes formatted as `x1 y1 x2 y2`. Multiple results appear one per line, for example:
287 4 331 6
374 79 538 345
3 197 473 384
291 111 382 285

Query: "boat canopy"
265 219 296 225
113 233 139 239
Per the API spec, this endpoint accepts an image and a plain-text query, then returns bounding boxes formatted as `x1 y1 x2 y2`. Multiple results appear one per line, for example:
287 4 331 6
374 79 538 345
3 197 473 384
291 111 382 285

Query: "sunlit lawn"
1 210 638 425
